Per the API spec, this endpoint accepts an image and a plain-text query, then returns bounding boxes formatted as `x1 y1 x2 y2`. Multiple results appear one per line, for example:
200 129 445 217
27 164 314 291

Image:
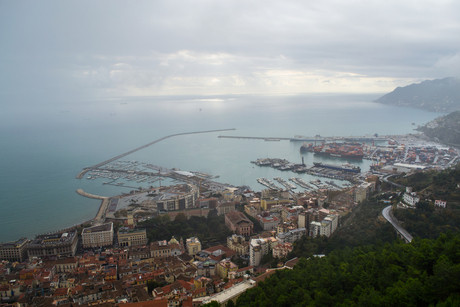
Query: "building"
217 259 238 279
186 237 201 256
324 214 338 234
435 200 447 208
309 220 333 238
227 234 249 255
27 230 78 258
309 221 321 238
354 182 375 203
223 188 236 200
82 223 114 248
276 228 306 244
216 201 236 216
153 184 199 212
249 238 268 267
249 237 278 267
281 207 299 221
244 204 260 218
260 189 291 210
196 197 218 209
403 187 420 207
256 214 280 231
225 211 254 237
0 237 29 262
272 242 293 259
118 228 147 247
298 210 318 231
150 240 171 258
354 187 368 203
196 259 219 277
52 257 79 273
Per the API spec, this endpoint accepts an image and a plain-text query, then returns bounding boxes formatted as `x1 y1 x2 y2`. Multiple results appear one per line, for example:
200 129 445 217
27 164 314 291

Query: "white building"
309 221 321 238
276 228 307 244
435 200 447 208
403 192 420 207
249 237 278 267
309 221 333 238
82 223 114 248
324 214 338 234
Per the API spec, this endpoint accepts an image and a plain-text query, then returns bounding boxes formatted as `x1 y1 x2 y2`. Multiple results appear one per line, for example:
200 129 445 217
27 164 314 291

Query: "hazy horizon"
1 1 460 106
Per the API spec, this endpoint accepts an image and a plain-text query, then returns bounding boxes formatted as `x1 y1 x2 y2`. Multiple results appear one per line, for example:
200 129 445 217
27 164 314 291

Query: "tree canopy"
237 233 460 307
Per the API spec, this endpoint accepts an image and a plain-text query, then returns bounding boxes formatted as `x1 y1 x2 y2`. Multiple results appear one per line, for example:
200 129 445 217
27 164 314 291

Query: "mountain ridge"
374 77 460 112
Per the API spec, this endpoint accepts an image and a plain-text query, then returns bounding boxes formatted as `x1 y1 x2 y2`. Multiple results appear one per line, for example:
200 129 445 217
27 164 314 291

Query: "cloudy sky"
1 0 459 101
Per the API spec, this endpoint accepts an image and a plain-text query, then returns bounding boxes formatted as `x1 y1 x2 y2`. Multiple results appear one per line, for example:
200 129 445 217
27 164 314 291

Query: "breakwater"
76 128 236 178
76 189 109 222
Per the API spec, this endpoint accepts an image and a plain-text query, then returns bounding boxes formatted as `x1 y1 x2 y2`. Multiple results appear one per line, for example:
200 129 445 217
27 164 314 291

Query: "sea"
0 94 442 242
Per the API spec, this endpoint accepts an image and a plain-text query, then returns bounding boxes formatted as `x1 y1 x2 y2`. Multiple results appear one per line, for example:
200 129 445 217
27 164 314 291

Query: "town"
1 170 378 307
2 130 459 307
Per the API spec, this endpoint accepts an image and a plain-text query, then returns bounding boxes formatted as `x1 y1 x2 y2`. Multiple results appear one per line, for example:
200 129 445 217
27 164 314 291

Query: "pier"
77 128 235 178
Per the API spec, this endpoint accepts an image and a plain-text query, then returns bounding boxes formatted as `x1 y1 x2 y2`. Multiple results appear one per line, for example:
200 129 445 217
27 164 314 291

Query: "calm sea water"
0 94 441 242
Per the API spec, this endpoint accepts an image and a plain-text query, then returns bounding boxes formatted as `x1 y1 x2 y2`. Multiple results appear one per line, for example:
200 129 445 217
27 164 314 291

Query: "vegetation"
114 209 128 218
394 201 460 239
138 211 233 247
390 167 460 204
325 201 396 253
288 236 330 260
237 233 460 307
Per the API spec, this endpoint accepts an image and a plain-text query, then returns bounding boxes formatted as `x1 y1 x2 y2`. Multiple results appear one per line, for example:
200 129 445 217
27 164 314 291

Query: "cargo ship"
301 142 364 159
313 162 361 173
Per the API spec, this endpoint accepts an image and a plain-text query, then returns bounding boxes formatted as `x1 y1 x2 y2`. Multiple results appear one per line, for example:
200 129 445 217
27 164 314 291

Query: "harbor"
251 158 361 182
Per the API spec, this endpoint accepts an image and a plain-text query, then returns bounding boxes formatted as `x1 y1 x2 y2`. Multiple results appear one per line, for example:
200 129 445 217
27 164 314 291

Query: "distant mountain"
417 111 460 146
374 77 460 112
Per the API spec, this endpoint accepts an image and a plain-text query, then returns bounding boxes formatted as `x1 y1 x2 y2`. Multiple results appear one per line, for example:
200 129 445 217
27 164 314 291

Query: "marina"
83 160 232 192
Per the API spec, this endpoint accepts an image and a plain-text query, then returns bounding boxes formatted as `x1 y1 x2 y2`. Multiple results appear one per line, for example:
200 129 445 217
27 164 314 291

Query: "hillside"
374 77 460 112
417 111 460 146
236 233 460 307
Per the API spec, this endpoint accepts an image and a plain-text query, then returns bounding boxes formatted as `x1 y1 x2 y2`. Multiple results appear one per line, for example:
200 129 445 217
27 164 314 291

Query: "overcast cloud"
1 0 459 101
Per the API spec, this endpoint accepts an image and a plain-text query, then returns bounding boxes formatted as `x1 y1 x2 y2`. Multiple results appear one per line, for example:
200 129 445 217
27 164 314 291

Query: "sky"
1 0 460 101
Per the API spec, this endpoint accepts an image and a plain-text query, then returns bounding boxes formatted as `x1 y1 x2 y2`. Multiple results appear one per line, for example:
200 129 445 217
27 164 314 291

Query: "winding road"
382 205 413 243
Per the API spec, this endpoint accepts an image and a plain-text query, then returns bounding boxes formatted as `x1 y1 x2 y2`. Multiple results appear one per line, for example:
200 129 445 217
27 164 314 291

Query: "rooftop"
29 230 77 247
0 237 28 249
82 223 113 234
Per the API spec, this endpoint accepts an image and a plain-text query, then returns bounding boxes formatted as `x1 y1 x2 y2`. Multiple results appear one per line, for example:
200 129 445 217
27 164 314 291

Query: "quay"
76 128 235 179
218 135 389 142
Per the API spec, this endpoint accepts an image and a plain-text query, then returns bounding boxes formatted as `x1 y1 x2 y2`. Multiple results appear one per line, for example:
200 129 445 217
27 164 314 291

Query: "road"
382 205 413 243
383 174 406 188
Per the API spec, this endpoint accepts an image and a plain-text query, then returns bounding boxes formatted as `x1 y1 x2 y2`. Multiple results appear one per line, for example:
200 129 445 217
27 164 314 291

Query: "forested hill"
374 77 460 112
236 233 460 307
417 111 460 146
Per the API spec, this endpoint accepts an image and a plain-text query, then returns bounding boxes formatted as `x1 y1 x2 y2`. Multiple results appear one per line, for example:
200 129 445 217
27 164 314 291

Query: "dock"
218 135 389 142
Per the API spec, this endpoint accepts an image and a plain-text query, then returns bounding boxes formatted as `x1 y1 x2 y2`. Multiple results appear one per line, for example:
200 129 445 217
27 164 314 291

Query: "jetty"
76 189 109 223
76 128 235 178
